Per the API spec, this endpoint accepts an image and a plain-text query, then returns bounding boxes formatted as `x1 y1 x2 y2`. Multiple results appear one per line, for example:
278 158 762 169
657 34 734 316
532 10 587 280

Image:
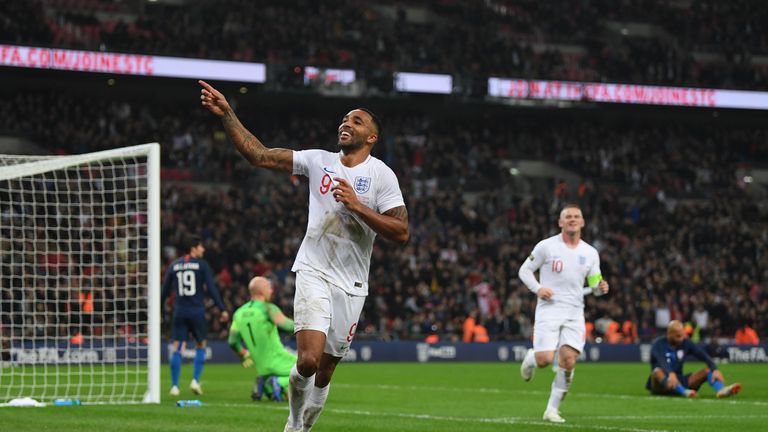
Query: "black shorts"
171 308 208 342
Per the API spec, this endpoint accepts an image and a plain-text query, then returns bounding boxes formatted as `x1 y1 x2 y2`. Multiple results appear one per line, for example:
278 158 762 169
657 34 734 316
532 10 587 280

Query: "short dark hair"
186 235 203 251
357 107 382 138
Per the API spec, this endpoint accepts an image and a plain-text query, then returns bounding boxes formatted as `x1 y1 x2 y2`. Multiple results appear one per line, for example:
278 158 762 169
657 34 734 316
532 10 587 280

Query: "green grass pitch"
2 362 766 431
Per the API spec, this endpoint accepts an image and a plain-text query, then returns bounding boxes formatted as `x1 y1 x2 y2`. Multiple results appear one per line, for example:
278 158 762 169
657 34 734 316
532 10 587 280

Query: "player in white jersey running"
518 204 609 423
199 80 409 432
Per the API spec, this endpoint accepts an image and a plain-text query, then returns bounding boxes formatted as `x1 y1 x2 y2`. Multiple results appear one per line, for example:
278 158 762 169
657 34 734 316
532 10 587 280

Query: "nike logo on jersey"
323 167 336 174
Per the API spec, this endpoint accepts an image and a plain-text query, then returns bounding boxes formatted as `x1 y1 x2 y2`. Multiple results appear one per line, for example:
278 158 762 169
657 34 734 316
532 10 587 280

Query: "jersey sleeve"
292 149 325 177
650 338 672 373
266 303 281 320
160 263 175 303
267 303 295 333
227 319 241 352
518 240 546 294
203 261 226 311
375 165 405 214
684 339 717 371
586 249 603 288
292 150 308 176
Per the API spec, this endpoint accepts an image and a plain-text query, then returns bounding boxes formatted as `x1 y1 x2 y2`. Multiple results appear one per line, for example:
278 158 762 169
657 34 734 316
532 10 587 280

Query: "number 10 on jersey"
551 260 564 273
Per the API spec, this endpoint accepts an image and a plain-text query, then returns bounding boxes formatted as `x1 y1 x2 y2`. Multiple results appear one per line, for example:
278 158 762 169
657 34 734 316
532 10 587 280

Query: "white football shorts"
293 270 366 358
532 315 585 353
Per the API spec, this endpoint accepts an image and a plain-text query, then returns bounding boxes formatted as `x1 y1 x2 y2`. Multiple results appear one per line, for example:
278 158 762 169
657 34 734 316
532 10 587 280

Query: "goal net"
0 144 161 405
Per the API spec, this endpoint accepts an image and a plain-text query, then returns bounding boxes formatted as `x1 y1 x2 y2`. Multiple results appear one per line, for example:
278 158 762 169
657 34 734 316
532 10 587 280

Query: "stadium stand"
1 0 766 345
2 0 768 89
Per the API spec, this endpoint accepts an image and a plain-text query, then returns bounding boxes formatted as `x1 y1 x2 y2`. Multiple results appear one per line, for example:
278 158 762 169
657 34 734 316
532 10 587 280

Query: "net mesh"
0 151 152 404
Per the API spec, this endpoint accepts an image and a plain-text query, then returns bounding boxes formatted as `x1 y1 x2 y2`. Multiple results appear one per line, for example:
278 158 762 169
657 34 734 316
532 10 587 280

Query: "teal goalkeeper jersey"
230 301 296 376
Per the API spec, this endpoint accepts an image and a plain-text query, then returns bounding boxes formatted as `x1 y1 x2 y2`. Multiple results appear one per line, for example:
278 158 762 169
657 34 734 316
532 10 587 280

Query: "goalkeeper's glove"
239 348 254 368
242 355 254 368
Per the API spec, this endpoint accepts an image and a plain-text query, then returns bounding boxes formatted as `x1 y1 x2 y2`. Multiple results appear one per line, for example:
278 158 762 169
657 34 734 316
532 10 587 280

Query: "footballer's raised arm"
199 80 292 172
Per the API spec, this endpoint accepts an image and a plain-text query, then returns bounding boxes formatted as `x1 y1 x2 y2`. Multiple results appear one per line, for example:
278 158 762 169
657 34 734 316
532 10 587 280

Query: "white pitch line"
332 383 768 407
584 414 768 420
212 402 673 432
579 414 768 420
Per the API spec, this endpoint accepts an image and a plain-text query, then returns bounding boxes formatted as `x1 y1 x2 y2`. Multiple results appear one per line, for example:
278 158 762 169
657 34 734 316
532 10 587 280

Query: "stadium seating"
2 0 767 89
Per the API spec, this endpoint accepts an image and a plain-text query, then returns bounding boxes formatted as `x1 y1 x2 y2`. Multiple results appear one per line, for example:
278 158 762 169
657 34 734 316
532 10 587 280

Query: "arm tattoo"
383 205 408 223
222 112 291 171
222 113 263 160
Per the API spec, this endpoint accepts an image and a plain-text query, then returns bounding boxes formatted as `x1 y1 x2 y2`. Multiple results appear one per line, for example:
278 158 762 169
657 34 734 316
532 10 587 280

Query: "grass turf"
1 362 766 431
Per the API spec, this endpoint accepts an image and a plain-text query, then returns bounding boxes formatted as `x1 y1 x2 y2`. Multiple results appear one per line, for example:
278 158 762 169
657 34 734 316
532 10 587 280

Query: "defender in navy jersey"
647 320 741 398
161 236 229 396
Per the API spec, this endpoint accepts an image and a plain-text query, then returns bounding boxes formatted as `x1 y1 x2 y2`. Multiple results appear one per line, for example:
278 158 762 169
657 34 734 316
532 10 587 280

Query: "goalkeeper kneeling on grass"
647 320 741 398
228 276 297 401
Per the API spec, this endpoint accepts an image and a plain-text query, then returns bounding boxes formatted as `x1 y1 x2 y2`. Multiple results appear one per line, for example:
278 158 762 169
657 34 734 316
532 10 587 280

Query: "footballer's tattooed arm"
383 205 408 224
330 178 409 245
199 80 292 172
220 112 293 172
343 201 409 245
367 205 409 245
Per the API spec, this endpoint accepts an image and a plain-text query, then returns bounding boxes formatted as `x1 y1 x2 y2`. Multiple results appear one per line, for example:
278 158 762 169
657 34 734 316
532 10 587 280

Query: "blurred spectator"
735 322 759 345
462 311 477 343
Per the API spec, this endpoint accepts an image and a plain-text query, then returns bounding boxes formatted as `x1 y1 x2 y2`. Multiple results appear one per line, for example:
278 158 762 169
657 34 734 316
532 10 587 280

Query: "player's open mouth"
339 131 352 140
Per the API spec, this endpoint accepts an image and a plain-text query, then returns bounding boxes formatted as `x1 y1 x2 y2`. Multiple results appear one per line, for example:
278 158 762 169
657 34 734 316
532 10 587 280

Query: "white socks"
547 368 573 411
302 384 330 431
287 365 315 430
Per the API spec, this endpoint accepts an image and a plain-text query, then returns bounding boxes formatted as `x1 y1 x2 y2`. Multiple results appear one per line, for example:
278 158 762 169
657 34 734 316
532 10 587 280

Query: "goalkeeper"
228 276 296 401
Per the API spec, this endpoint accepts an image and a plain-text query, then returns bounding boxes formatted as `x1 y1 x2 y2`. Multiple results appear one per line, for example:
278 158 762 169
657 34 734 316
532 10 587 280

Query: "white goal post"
0 143 161 405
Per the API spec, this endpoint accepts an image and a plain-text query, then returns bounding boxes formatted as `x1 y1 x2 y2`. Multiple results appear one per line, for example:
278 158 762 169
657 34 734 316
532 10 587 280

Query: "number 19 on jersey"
176 270 196 296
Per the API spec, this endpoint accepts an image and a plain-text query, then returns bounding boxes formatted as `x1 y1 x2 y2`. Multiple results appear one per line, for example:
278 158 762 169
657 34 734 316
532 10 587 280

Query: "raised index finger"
198 80 215 92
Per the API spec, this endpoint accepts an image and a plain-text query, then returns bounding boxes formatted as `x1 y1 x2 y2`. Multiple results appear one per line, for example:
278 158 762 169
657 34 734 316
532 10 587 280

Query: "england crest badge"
354 176 371 194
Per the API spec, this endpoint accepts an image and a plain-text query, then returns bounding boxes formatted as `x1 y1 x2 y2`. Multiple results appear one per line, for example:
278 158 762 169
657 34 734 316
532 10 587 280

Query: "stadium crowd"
161 170 766 346
1 0 767 90
1 88 764 345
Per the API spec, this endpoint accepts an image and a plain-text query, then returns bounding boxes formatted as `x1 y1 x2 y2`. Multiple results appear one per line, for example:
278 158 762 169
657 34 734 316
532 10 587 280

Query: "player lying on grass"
228 276 296 402
647 320 741 398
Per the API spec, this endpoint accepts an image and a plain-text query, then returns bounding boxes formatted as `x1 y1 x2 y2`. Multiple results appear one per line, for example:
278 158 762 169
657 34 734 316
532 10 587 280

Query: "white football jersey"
291 149 405 296
519 234 602 319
